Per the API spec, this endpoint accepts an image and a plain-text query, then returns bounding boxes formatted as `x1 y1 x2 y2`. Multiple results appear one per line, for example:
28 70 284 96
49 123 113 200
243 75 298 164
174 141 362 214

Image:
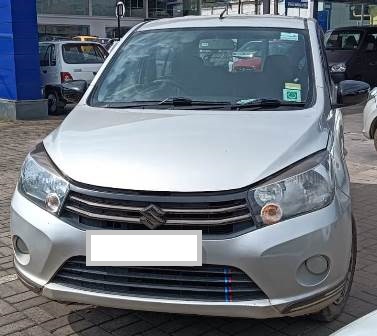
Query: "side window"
363 33 377 51
50 45 56 66
84 45 105 62
39 44 51 66
94 45 107 61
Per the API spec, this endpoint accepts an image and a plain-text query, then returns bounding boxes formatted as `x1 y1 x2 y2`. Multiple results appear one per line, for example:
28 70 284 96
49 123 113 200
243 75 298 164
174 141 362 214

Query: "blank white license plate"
86 230 202 266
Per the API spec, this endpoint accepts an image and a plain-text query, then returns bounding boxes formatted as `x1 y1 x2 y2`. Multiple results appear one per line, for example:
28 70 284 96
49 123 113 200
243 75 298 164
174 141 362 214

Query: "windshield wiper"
103 97 230 109
103 101 168 109
102 98 305 110
159 97 230 107
231 98 306 110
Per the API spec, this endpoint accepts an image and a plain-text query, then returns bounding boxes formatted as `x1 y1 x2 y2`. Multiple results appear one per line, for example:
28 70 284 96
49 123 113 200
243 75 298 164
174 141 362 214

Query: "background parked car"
232 40 263 71
326 26 377 86
231 39 303 72
72 35 98 42
94 37 115 50
39 41 108 114
330 309 377 335
363 87 377 150
324 29 333 45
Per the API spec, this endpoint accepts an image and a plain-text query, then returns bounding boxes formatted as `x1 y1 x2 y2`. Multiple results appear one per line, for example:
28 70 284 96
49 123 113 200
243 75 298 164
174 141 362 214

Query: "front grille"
53 256 267 302
62 186 255 236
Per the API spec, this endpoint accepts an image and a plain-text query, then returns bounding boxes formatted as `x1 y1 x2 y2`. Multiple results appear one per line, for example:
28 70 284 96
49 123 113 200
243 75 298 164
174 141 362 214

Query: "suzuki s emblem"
140 204 166 229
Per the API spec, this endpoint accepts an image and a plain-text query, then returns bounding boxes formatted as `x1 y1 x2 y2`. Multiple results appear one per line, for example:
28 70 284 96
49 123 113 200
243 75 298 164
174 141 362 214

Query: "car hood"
325 49 354 65
44 106 329 192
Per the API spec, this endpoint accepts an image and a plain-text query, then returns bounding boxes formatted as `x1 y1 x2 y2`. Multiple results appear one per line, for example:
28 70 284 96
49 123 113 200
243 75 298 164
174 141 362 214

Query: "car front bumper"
11 188 352 319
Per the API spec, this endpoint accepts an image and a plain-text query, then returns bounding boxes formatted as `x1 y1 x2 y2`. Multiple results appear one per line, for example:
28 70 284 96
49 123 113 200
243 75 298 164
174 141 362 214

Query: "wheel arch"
44 85 61 99
370 116 377 138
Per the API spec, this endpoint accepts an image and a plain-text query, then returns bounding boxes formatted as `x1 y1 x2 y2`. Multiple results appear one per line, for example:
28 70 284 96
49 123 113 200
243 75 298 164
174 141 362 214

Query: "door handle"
369 61 377 66
42 70 47 74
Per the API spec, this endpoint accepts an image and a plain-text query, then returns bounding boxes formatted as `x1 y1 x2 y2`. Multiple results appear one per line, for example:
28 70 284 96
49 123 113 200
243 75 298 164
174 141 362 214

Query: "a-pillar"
0 0 47 120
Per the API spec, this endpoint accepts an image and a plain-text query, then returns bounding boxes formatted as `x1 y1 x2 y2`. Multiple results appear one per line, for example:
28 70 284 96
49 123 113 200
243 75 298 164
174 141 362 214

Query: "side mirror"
337 80 370 107
61 80 88 104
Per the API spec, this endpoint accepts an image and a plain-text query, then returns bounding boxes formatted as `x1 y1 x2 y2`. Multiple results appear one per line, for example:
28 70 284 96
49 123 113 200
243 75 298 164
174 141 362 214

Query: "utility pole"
116 1 125 40
263 0 270 14
274 0 278 14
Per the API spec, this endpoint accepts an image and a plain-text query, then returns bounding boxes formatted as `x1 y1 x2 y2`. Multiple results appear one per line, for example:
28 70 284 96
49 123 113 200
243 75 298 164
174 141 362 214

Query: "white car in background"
330 310 377 335
39 41 108 114
362 87 377 150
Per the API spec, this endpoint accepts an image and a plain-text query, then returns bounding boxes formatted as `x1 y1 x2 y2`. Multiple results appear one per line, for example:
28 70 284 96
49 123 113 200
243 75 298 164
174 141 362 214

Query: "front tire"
373 129 377 152
310 215 357 322
47 91 65 115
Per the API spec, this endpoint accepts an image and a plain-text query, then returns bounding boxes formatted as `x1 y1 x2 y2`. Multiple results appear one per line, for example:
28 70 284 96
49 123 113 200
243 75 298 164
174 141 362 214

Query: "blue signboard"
0 0 41 100
317 10 331 31
285 0 308 9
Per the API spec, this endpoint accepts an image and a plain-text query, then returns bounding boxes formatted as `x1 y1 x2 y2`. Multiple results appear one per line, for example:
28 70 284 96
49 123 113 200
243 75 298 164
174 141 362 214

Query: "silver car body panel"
12 185 352 318
11 15 353 319
44 107 329 192
137 15 306 31
44 17 329 193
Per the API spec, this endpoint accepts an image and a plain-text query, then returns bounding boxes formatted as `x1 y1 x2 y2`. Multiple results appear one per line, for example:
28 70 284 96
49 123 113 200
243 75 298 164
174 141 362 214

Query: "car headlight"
330 63 346 73
19 143 69 214
248 151 334 226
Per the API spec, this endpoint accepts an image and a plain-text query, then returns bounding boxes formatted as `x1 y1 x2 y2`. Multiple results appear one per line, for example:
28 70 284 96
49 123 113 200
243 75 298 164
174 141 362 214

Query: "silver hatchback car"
11 15 369 321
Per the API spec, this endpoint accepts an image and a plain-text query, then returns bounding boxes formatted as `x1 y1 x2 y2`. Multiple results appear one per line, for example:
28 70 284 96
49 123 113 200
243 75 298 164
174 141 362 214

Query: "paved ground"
1 110 377 336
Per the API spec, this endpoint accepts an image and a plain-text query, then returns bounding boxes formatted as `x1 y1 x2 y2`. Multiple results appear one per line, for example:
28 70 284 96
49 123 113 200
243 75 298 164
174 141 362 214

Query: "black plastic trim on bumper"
13 260 42 294
281 280 345 314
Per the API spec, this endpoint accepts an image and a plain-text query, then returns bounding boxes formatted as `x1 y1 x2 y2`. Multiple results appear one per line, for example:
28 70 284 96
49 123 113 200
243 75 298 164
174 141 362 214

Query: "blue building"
0 0 46 119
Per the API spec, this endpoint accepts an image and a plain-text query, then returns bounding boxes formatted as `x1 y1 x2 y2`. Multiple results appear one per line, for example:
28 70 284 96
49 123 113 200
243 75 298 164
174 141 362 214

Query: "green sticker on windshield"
283 89 301 102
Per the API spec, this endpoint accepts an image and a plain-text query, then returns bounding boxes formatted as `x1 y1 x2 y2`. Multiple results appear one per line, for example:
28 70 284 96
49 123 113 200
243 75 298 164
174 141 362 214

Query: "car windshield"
62 43 107 64
91 28 313 108
325 30 362 50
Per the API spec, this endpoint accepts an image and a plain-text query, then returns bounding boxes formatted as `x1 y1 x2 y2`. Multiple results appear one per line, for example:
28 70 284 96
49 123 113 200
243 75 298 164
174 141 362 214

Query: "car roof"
139 15 308 31
39 41 103 45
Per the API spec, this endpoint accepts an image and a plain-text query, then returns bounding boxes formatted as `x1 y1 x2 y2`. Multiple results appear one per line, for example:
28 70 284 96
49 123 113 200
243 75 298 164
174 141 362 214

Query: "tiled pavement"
1 110 377 336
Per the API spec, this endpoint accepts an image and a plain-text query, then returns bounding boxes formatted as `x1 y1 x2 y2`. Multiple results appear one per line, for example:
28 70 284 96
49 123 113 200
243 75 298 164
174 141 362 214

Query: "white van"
39 41 108 114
